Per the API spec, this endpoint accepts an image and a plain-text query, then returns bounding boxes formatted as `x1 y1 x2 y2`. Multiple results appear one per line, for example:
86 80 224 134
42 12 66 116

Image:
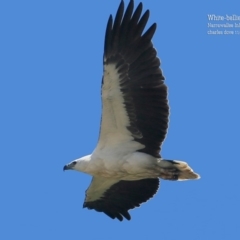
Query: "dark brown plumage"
84 178 159 221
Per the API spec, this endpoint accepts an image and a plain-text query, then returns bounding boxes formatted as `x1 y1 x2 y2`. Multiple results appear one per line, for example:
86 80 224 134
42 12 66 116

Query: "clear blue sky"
1 0 240 239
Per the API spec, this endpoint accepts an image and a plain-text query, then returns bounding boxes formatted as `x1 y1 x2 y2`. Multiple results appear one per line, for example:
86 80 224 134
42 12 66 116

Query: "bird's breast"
86 150 158 180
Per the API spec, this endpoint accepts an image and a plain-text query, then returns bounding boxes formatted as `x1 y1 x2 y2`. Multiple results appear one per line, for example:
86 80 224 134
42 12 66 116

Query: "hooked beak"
63 164 69 171
63 161 77 171
63 163 73 171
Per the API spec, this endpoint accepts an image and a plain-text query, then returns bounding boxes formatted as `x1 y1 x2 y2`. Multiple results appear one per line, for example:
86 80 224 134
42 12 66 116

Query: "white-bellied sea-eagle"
63 0 200 221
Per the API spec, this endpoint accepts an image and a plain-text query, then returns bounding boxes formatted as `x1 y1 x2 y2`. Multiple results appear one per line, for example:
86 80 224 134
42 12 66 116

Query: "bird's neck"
75 155 92 173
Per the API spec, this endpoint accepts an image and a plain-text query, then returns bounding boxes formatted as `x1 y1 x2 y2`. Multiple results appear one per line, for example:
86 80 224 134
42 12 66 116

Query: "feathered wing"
97 0 169 158
84 0 168 221
83 177 159 221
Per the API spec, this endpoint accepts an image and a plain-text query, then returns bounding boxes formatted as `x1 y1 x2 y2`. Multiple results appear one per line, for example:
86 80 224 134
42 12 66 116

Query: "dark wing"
97 0 169 158
83 177 159 221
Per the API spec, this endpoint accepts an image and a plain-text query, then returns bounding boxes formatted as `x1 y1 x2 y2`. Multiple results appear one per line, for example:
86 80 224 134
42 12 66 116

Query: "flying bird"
63 0 200 221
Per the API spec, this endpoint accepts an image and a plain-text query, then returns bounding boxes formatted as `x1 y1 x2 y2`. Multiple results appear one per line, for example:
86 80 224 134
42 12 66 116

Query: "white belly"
87 149 159 180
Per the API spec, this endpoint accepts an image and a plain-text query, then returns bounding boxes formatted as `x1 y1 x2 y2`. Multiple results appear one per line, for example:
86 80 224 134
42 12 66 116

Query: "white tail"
158 159 200 181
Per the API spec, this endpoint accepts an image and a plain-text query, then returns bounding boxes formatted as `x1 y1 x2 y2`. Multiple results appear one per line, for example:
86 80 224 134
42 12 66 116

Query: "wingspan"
84 177 159 221
97 0 169 158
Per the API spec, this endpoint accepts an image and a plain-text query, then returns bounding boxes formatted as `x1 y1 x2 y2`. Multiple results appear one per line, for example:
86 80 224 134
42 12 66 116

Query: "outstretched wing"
83 177 159 221
97 0 169 158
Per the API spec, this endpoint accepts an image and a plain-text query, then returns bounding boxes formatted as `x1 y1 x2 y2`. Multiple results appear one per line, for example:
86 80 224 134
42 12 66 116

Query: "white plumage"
63 0 200 221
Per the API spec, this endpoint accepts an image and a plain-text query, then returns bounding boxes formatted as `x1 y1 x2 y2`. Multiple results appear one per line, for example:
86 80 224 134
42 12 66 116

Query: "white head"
63 155 91 173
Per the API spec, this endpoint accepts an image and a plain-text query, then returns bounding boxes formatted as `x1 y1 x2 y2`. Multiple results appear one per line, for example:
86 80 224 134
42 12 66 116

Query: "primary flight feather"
63 0 200 221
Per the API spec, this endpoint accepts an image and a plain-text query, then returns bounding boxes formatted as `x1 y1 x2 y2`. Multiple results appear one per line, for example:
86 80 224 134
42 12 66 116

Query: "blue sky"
1 0 240 239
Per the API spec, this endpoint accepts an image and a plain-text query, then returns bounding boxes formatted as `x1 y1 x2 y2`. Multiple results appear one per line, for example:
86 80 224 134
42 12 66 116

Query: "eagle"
63 0 200 221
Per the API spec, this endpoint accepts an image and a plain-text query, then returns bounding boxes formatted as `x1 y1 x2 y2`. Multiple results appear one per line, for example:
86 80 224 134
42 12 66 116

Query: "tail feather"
158 159 200 181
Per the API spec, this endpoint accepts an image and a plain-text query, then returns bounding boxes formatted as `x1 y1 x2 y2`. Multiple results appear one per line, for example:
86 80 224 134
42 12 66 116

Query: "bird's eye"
72 161 77 165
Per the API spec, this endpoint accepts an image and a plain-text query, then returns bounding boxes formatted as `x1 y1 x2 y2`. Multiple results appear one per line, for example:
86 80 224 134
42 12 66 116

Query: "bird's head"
63 160 77 171
63 155 90 172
